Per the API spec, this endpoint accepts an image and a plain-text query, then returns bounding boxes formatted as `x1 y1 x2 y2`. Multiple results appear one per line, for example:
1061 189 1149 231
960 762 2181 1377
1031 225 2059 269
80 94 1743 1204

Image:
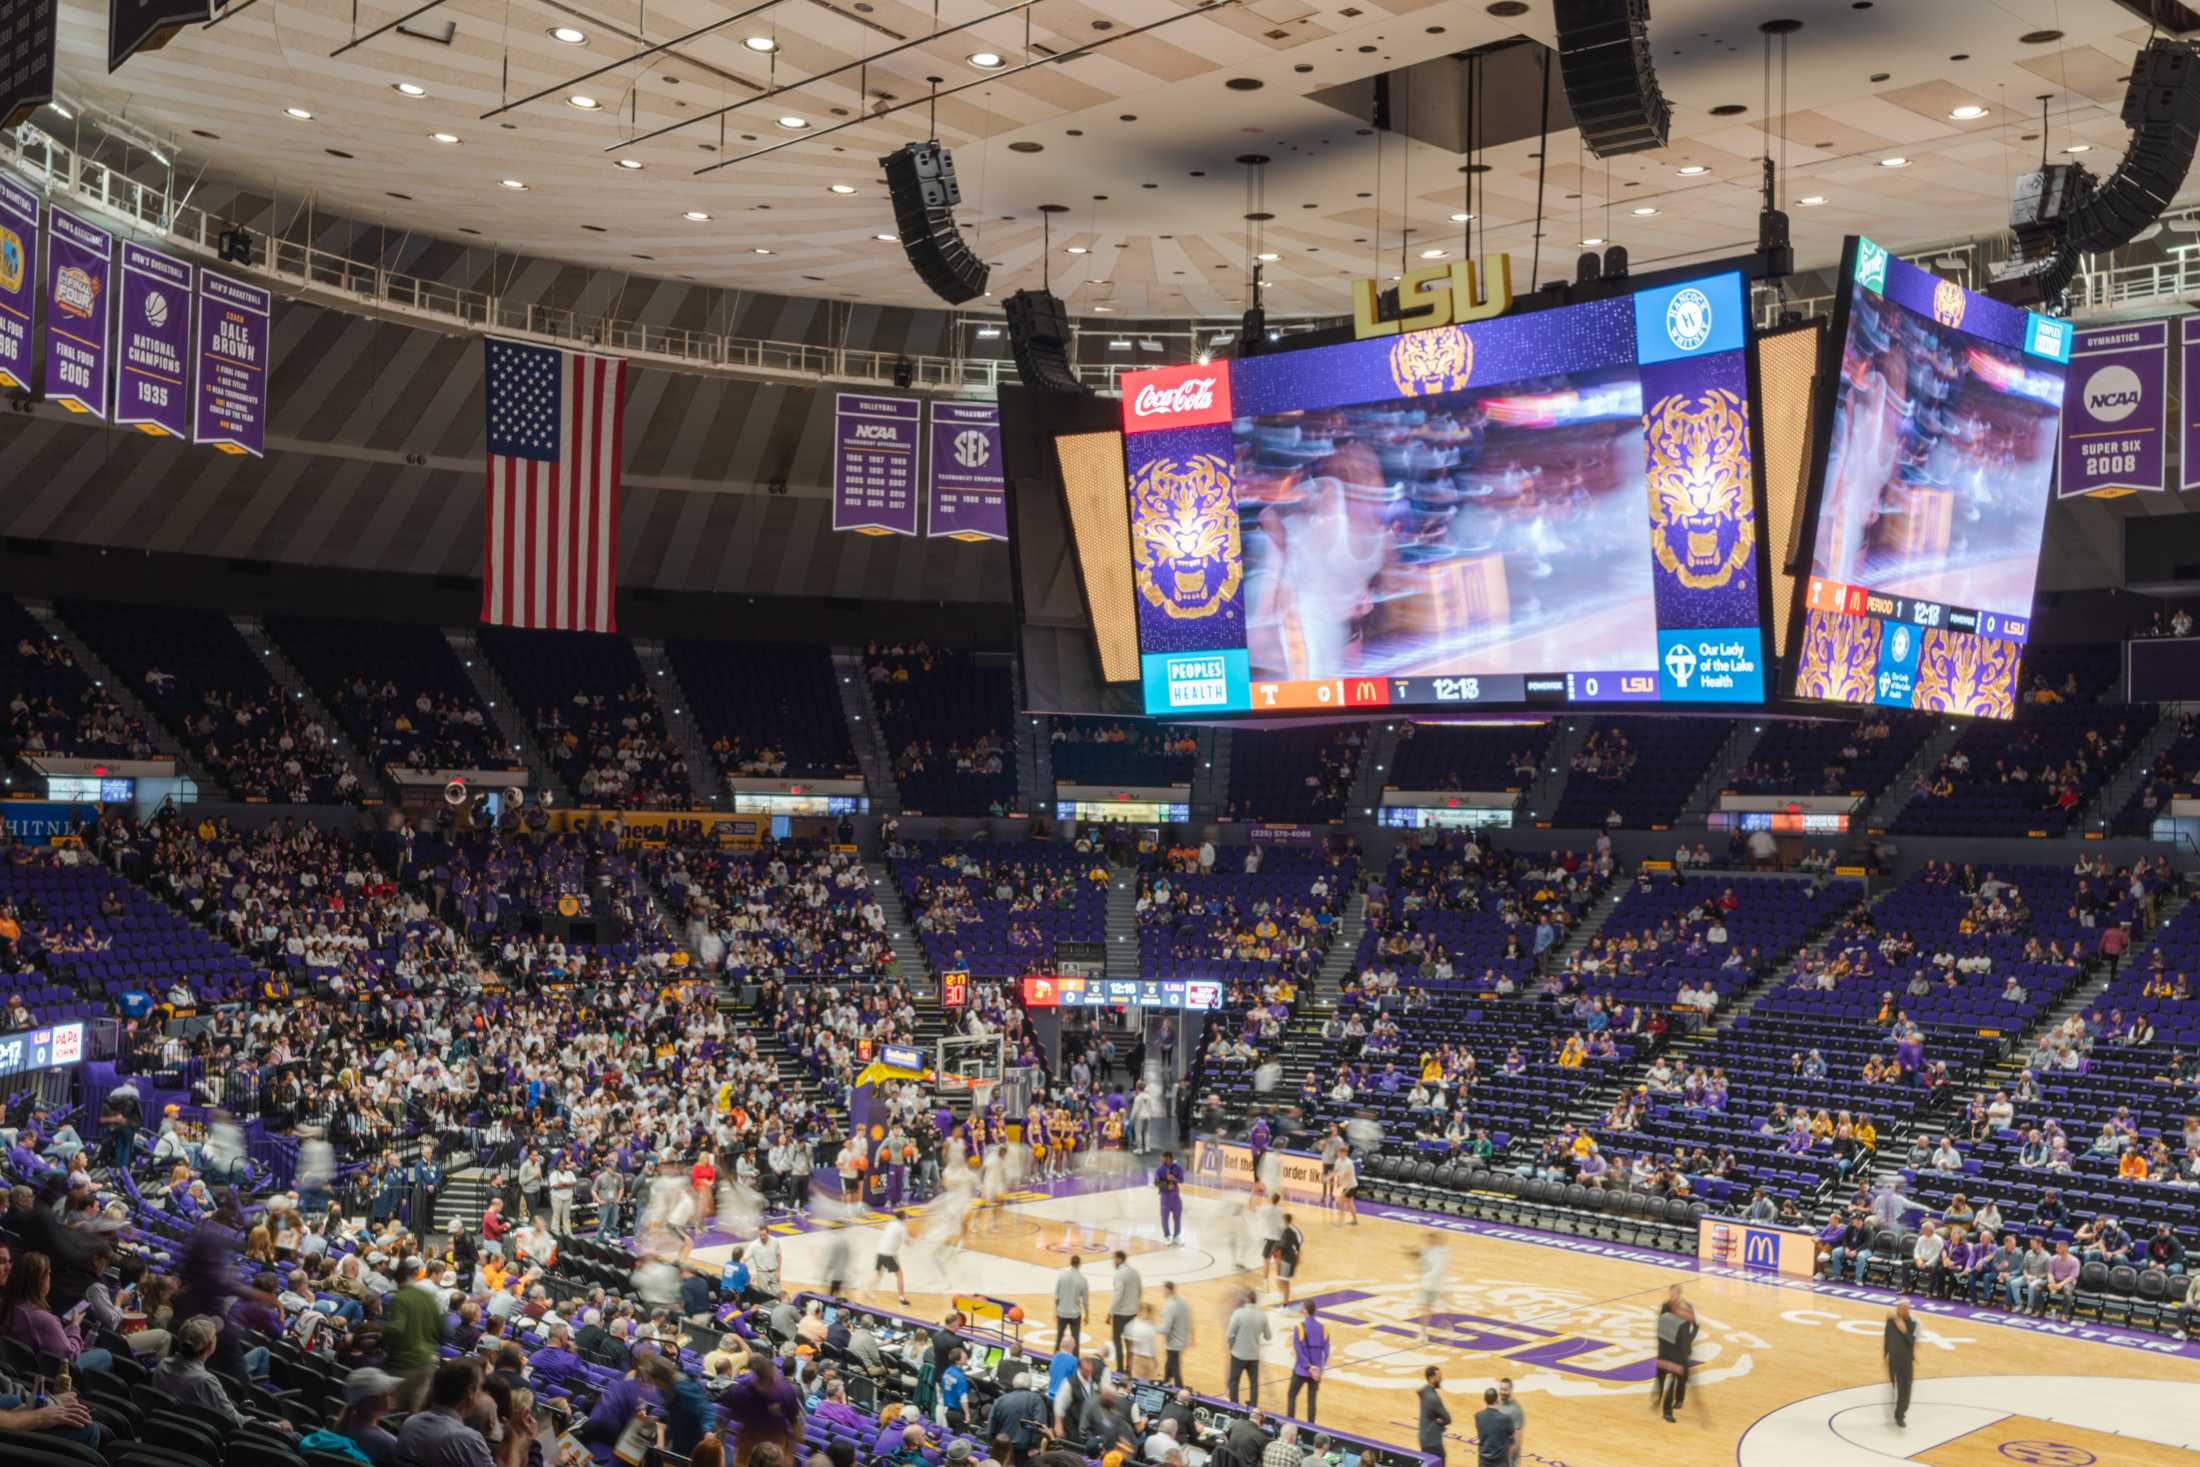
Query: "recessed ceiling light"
1797 194 1826 206
499 178 528 190
1878 155 1910 168
683 210 711 221
874 233 897 241
616 158 643 169
285 107 315 120
1420 247 1448 259
1580 236 1603 246
968 51 1005 69
1255 252 1279 262
1949 104 1988 120
549 26 586 44
1677 164 1709 175
1066 245 1090 254
1092 305 1116 312
567 94 601 110
394 82 427 97
2064 143 2092 154
753 246 773 254
1449 211 1474 222
1632 206 1658 216
776 115 809 130
828 183 857 194
430 131 460 144
744 35 777 52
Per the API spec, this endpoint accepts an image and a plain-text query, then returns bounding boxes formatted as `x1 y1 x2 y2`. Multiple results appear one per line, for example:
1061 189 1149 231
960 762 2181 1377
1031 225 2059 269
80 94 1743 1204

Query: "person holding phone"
0 1252 113 1373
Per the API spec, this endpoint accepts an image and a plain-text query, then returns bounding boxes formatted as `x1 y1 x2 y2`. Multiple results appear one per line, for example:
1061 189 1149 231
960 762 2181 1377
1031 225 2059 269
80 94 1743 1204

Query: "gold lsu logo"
1646 387 1753 590
1388 326 1474 398
1132 452 1242 620
1931 278 1966 329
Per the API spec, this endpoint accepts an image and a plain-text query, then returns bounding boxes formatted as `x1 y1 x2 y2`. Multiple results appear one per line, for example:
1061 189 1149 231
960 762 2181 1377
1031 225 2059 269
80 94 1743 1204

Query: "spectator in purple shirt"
2044 1242 2081 1320
811 1380 870 1434
526 1324 584 1394
582 1353 667 1445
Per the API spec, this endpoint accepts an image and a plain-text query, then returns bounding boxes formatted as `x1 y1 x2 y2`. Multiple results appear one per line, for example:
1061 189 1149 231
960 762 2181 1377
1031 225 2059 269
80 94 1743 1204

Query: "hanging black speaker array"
879 140 989 305
2067 37 2200 252
1003 288 1089 394
1552 0 1670 158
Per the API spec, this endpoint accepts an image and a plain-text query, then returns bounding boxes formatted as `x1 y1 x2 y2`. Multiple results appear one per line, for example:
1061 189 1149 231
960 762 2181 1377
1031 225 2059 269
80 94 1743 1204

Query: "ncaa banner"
2061 319 2166 498
42 205 109 418
832 392 920 535
193 270 268 455
0 170 35 389
926 399 1007 541
113 239 191 437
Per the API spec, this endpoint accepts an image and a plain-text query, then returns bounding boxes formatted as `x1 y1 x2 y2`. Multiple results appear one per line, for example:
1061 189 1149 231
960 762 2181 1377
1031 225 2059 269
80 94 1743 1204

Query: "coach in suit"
1884 1298 1918 1428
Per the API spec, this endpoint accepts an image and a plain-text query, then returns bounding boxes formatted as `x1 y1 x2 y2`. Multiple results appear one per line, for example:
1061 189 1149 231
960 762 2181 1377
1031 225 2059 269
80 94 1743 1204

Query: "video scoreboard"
1021 976 1224 1010
0 1019 85 1079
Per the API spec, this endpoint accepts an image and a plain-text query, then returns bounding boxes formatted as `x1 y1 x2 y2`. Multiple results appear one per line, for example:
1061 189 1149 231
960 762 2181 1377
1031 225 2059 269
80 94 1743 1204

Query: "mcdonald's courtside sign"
1351 254 1514 340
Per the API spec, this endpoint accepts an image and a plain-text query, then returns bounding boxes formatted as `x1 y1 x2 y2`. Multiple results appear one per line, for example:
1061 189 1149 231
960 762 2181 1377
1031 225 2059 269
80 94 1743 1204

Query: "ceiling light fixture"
683 210 711 221
1677 164 1709 175
2063 143 2092 154
1450 211 1474 222
753 246 773 254
1255 251 1279 261
1632 206 1658 215
567 95 601 110
1797 194 1826 206
744 35 777 52
1420 247 1448 258
968 51 1005 69
499 178 528 190
430 131 460 144
1066 245 1090 254
1580 236 1603 246
549 26 586 43
1949 104 1988 120
775 115 809 130
875 232 897 241
394 82 427 97
286 106 315 120
1091 304 1117 312
616 158 643 169
828 183 857 194
1878 155 1910 167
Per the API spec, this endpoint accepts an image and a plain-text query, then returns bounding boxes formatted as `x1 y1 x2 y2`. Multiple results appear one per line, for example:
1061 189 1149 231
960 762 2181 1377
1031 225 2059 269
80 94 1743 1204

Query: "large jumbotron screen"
1118 272 1771 718
1787 236 2072 718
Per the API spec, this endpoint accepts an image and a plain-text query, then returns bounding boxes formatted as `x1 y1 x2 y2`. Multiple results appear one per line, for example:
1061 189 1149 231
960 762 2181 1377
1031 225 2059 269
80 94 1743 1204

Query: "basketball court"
690 1179 2200 1467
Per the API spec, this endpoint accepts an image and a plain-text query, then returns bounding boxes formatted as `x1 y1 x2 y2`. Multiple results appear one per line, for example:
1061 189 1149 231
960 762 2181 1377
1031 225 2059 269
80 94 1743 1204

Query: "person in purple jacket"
1248 1113 1272 1175
527 1323 585 1396
1285 1301 1329 1423
1155 1152 1185 1242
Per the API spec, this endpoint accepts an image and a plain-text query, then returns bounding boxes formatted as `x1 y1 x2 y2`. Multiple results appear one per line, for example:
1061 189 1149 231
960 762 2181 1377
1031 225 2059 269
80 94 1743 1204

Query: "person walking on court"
1652 1288 1697 1422
1109 1251 1144 1374
1333 1148 1360 1226
1274 1213 1305 1305
1160 1280 1192 1389
1472 1387 1514 1467
1884 1297 1918 1428
1155 1151 1186 1242
1417 1365 1452 1466
1224 1287 1271 1407
1054 1255 1089 1354
1286 1301 1328 1423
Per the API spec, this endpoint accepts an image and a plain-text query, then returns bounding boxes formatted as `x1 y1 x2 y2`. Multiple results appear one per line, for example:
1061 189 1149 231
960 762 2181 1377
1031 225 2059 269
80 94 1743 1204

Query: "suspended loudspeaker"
2068 38 2200 252
1553 0 1670 158
1004 289 1089 394
879 141 990 305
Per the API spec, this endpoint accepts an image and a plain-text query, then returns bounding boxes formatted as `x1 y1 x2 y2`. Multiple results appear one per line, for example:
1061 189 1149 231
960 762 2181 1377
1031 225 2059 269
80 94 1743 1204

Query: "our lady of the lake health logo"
1664 287 1713 352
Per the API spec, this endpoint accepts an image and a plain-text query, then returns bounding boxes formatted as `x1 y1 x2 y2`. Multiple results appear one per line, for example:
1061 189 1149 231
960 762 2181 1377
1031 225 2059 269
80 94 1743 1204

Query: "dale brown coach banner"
0 170 35 389
2060 319 2166 498
833 392 921 535
42 205 109 418
926 399 1008 541
113 239 191 438
193 270 268 456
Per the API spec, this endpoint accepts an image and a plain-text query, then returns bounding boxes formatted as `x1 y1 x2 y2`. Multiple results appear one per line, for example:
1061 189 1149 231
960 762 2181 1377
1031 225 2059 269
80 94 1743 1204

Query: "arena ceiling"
43 0 2182 317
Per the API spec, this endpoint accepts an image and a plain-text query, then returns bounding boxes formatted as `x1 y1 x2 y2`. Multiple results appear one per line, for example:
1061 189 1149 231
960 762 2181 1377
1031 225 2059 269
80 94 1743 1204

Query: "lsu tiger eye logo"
1932 277 1967 329
1646 387 1754 590
1388 325 1473 398
1132 452 1242 620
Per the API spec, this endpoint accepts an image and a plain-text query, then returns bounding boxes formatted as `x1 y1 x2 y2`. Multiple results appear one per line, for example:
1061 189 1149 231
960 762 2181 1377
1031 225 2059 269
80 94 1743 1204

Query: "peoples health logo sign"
1141 650 1249 714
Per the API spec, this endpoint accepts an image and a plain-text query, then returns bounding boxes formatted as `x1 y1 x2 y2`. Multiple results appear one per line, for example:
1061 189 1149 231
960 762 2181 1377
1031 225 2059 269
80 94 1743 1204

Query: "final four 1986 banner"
2060 319 2166 498
193 270 268 456
42 205 109 418
114 239 191 438
832 392 920 536
0 171 35 390
926 400 1007 541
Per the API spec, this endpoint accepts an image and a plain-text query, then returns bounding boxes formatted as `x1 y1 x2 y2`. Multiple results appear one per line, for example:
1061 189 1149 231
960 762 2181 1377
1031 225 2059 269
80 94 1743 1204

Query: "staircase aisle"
230 614 387 800
443 628 571 805
631 639 724 807
831 648 902 817
20 598 200 775
1105 877 1141 978
866 859 930 987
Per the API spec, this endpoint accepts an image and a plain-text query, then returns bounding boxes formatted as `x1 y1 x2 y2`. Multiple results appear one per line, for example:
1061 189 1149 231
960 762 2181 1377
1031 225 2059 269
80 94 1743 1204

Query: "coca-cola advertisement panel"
1121 359 1234 433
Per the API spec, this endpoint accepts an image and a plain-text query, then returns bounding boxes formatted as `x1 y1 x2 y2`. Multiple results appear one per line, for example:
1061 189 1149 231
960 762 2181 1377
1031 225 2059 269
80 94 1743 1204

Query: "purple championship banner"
42 205 109 417
114 239 191 438
2060 319 2166 498
0 170 36 390
2183 317 2200 493
926 399 1007 541
192 270 268 455
832 392 920 536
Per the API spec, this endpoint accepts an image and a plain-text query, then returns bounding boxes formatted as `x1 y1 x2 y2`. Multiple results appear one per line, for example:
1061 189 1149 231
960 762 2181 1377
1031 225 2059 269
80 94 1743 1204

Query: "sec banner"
114 240 191 437
2061 319 2166 498
0 171 35 389
193 270 268 455
926 400 1007 541
42 206 110 418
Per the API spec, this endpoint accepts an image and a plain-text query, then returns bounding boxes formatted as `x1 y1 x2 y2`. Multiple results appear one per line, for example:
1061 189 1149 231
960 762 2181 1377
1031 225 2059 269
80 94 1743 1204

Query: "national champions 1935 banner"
114 238 191 437
2061 319 2166 499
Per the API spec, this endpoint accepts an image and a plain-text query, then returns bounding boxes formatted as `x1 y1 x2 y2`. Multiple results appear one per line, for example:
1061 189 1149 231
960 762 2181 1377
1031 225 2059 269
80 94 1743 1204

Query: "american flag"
481 337 626 633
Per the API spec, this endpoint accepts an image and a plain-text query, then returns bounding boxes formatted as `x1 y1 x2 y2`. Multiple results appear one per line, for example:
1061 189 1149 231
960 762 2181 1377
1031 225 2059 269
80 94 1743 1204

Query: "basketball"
1006 1306 1023 1323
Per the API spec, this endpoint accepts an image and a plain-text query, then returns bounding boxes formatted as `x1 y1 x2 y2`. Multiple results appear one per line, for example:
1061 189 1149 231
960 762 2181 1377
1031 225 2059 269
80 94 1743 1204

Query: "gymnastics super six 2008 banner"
42 205 110 418
2060 319 2166 499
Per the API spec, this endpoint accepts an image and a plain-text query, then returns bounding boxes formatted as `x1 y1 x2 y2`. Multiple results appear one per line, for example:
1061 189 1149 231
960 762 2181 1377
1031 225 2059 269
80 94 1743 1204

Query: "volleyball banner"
926 400 1008 541
832 393 921 535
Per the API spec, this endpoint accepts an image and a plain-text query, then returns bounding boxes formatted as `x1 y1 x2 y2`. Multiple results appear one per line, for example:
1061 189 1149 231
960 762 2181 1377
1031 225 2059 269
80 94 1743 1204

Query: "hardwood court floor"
700 1183 2200 1467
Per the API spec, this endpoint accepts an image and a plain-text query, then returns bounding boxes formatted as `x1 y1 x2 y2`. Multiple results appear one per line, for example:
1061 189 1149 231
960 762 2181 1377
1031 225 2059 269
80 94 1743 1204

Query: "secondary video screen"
1790 238 2071 719
1121 271 1771 717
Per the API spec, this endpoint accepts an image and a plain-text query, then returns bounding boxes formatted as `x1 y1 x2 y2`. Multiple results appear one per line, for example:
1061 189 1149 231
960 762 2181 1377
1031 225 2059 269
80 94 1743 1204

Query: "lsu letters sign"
1192 1139 1328 1204
1696 1215 1817 1278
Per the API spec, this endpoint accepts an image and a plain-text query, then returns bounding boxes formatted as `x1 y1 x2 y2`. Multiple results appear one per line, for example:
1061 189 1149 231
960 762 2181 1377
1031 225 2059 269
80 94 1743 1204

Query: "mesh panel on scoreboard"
1755 321 1824 660
1054 430 1139 684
